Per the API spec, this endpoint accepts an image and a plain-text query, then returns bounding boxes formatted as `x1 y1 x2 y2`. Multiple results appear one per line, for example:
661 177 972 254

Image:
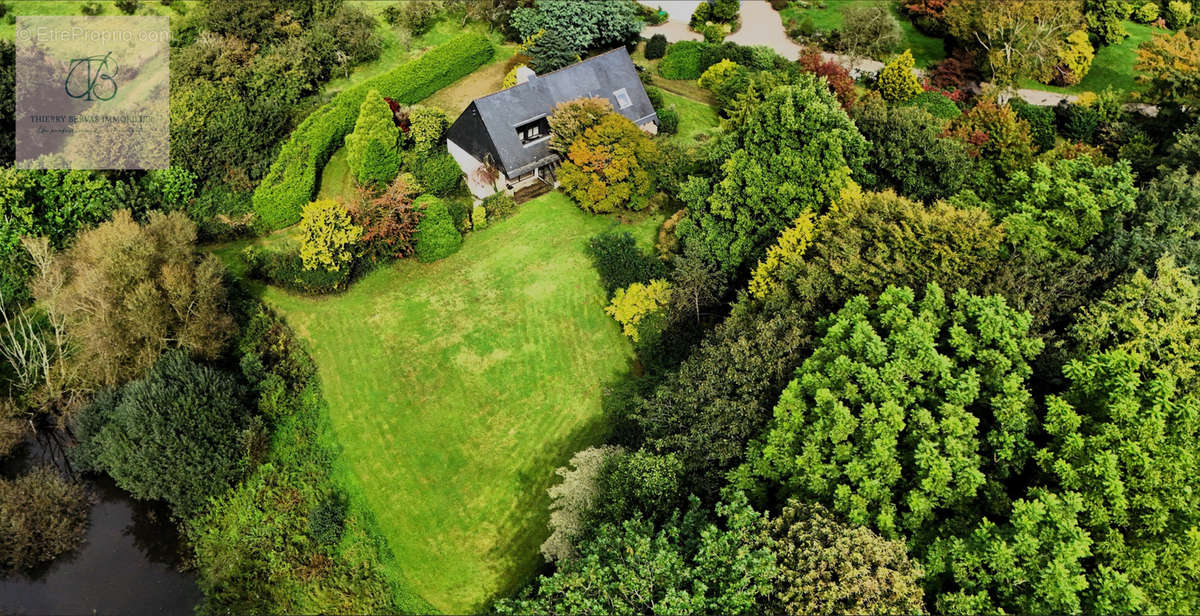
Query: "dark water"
0 434 202 616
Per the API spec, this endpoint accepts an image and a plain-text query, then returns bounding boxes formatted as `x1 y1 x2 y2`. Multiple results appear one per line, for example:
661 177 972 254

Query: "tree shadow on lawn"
477 365 638 610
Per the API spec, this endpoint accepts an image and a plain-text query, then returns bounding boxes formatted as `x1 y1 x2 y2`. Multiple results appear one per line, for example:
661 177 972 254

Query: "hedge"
252 33 494 231
658 40 705 80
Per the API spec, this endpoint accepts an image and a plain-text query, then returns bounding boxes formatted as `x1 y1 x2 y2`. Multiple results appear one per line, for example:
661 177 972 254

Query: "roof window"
613 88 632 109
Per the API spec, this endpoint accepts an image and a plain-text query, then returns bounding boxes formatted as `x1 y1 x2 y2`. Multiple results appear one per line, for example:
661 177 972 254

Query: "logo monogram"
65 51 118 101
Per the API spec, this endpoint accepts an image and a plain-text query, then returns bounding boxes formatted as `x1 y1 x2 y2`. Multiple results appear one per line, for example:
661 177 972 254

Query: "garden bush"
252 33 493 231
482 192 517 220
645 33 668 59
297 199 361 273
471 205 487 230
1134 1 1159 22
659 41 705 79
1011 98 1056 151
1057 99 1102 143
646 86 664 110
658 108 679 134
244 247 353 294
905 90 961 120
585 230 668 297
0 468 89 571
878 50 923 102
1166 1 1193 29
71 351 248 516
445 197 471 232
413 195 462 262
413 151 462 196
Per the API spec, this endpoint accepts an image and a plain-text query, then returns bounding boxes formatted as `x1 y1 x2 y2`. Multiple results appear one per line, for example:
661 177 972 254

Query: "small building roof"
447 47 657 178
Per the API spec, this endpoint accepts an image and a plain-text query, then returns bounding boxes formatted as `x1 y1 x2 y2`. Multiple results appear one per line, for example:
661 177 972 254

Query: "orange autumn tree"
1135 30 1200 108
558 113 659 213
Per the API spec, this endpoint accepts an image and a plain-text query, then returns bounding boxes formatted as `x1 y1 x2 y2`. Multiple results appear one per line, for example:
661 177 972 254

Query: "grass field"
0 1 197 40
1018 20 1157 95
325 8 510 96
231 192 658 613
779 0 946 67
660 89 721 145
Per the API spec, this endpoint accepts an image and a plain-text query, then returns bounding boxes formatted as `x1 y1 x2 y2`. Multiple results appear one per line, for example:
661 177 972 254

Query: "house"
446 47 659 201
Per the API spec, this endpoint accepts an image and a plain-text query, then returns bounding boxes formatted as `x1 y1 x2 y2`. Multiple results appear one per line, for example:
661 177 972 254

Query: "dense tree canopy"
739 284 1043 539
766 501 926 615
677 78 869 274
497 495 776 616
72 351 247 515
853 97 973 202
34 210 233 390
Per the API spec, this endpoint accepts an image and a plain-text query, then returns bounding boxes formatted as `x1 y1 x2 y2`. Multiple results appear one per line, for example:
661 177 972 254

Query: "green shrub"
414 151 462 196
646 86 664 110
445 197 471 232
245 248 353 294
585 230 667 297
71 351 247 516
80 2 102 16
345 89 401 187
414 195 462 262
658 108 680 134
252 33 493 231
308 492 347 549
1010 98 1056 151
471 204 488 230
1134 1 1159 22
645 33 668 59
905 90 961 120
408 105 449 153
0 468 90 571
1166 0 1193 29
1057 100 1101 143
482 192 516 220
659 40 705 80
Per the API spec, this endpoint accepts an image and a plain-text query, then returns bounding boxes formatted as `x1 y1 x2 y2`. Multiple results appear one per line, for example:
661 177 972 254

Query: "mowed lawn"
257 192 656 613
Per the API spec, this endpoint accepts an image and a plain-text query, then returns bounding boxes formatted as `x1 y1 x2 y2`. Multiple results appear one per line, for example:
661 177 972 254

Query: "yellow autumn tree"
298 199 362 272
877 50 923 102
749 212 816 300
1135 30 1200 107
605 279 673 343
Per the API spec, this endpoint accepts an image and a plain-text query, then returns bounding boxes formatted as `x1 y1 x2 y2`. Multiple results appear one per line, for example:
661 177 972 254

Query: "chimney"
516 66 536 85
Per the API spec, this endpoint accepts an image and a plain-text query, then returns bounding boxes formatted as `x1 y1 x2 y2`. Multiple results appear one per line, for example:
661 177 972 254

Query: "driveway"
642 0 1141 111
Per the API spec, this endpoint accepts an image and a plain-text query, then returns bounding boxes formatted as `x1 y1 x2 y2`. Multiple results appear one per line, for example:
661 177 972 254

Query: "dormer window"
516 116 550 145
613 88 632 109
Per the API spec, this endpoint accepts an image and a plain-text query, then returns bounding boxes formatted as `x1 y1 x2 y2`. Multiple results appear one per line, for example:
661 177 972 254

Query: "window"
613 88 632 109
516 117 550 145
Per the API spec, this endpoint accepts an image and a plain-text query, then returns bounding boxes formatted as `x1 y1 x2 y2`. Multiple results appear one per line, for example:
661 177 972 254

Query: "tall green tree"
345 89 401 187
496 495 776 615
853 97 973 203
72 351 247 515
1034 258 1200 613
739 284 1043 539
510 0 642 60
677 78 869 274
926 489 1094 615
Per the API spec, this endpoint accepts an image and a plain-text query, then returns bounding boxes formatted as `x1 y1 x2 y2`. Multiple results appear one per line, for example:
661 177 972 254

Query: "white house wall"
448 139 499 200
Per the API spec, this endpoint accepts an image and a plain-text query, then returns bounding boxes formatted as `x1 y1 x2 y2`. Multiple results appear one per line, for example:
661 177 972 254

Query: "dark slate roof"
447 47 657 178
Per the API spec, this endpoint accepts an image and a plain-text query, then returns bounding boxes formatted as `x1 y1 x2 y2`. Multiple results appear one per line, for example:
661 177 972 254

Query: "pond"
0 433 202 616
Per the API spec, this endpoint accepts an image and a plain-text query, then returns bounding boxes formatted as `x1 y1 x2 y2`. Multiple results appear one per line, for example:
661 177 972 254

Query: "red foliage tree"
346 174 424 262
798 46 857 110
